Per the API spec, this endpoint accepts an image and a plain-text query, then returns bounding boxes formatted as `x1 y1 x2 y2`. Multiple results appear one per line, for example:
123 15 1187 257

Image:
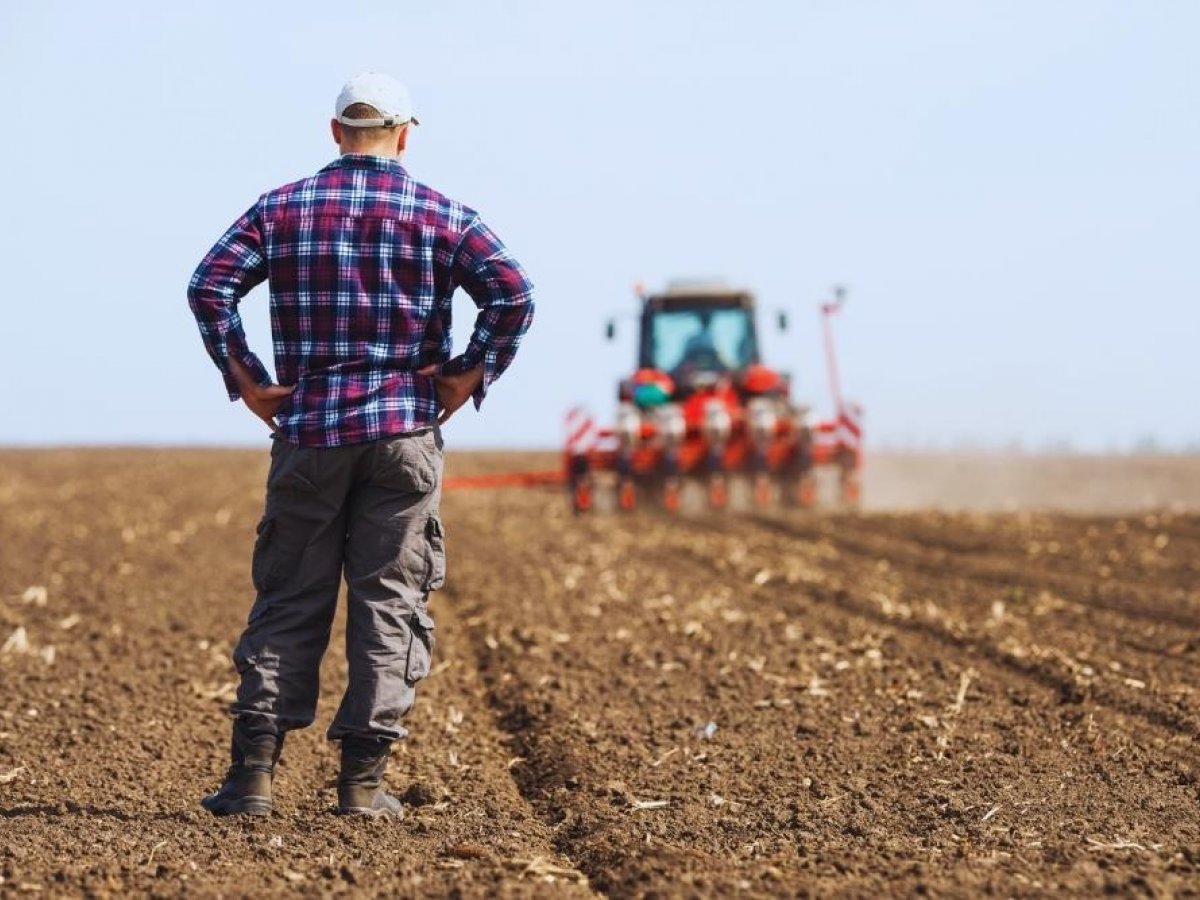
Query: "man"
187 72 534 817
679 314 727 372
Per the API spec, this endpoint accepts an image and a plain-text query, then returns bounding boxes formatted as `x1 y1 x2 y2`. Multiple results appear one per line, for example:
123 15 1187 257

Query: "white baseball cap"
335 72 420 128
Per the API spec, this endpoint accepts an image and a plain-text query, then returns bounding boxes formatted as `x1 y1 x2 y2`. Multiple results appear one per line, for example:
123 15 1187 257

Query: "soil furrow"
668 514 1200 743
747 512 1200 673
750 514 1200 631
661 514 1200 769
843 512 1200 585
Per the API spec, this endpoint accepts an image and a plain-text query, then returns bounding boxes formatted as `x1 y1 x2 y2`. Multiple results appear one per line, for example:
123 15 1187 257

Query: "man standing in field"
187 73 534 817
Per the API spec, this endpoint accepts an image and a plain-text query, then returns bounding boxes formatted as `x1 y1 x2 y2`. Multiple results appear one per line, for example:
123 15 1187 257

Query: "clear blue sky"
1 1 1196 451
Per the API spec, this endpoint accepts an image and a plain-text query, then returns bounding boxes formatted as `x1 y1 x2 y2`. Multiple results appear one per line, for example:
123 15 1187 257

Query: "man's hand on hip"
418 365 483 425
229 357 295 432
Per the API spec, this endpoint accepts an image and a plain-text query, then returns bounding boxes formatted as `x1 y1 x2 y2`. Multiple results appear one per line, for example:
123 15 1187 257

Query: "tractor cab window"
649 307 757 374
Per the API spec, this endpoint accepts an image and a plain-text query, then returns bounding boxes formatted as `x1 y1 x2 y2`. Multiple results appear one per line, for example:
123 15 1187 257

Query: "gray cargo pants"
230 427 444 743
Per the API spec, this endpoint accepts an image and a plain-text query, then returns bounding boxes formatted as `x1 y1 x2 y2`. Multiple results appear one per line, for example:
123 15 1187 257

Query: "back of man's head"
332 73 419 157
338 102 404 152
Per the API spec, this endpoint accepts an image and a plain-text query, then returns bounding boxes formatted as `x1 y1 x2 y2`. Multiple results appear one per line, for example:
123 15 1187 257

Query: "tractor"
564 281 862 512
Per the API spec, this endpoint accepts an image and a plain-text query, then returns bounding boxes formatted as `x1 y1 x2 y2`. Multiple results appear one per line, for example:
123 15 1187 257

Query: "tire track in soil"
442 584 615 895
754 515 1200 632
397 592 597 896
845 512 1200 587
766 514 1200 737
671 513 1200 745
442 489 1200 896
443 548 750 894
815 513 1200 671
663 510 1200 768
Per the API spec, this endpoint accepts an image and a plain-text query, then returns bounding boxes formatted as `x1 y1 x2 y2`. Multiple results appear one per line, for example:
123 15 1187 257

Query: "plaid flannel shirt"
188 154 534 447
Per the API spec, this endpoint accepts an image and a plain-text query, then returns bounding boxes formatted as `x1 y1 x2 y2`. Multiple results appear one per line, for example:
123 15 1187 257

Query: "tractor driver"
679 311 731 372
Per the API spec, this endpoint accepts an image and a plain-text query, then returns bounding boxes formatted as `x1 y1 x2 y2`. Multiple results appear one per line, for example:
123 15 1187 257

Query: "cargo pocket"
250 511 313 594
422 515 446 593
405 609 436 685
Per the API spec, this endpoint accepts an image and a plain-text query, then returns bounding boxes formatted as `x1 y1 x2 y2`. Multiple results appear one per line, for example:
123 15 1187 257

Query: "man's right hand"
419 365 484 425
229 357 295 432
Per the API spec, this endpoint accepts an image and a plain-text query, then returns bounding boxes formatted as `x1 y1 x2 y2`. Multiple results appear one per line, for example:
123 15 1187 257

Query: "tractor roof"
646 280 754 310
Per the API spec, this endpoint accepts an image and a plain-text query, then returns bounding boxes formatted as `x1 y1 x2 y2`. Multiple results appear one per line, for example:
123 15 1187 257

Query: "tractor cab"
635 284 764 397
640 288 759 383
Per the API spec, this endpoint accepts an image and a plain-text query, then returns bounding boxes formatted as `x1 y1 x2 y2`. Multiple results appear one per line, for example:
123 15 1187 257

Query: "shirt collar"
325 154 408 175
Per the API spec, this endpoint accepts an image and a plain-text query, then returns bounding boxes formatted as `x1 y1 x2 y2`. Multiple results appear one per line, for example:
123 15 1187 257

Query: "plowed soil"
1 450 1198 897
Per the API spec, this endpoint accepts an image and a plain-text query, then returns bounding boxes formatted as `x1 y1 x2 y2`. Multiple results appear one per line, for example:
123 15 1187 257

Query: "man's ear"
330 118 343 146
396 124 409 154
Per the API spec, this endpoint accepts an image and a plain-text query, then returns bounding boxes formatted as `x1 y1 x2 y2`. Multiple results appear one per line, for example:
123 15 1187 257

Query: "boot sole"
334 805 404 819
201 795 273 817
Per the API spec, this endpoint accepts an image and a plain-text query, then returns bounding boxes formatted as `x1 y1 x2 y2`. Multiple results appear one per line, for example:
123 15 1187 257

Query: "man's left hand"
418 365 483 425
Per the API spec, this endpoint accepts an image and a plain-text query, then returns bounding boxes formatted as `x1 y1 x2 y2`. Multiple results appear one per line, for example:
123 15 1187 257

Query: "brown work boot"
200 721 282 817
335 736 404 818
